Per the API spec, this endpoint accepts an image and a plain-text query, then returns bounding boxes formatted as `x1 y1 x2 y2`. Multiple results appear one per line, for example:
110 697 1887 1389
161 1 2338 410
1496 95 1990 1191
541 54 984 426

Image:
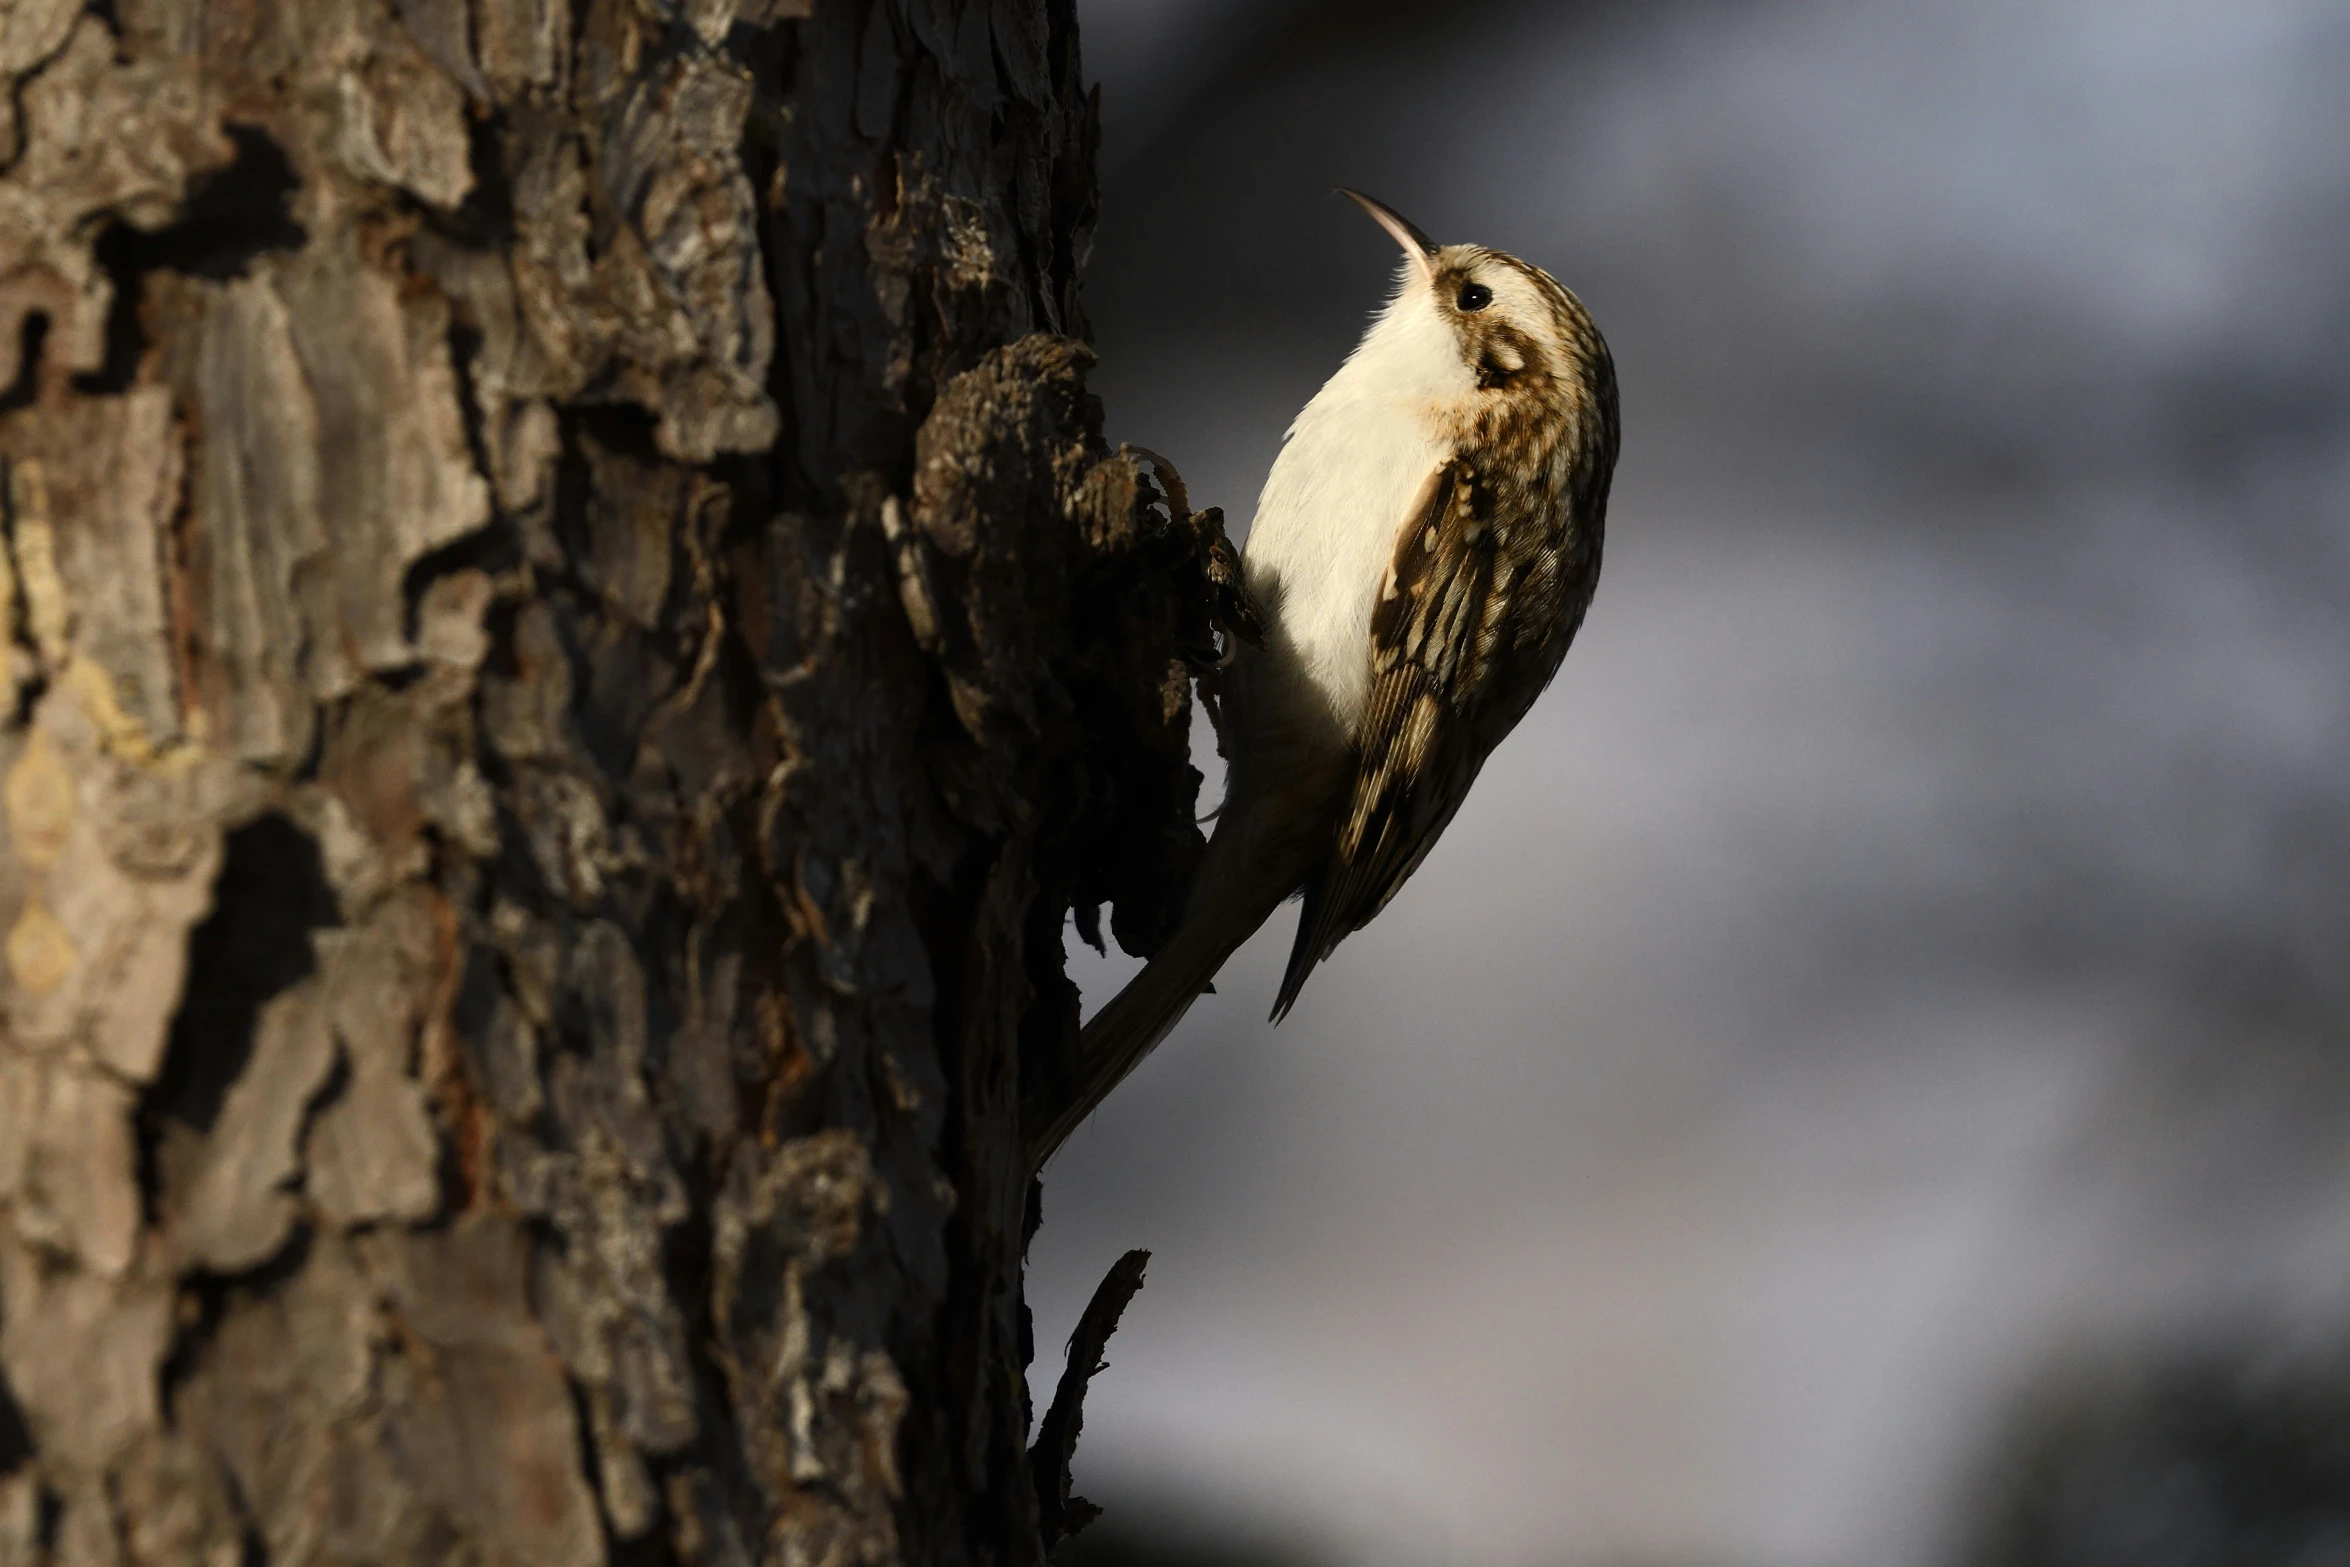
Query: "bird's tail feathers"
1270 882 1334 1023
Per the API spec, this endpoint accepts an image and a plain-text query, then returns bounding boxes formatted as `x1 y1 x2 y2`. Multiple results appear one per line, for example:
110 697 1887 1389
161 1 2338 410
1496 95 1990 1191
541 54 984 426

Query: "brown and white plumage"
1034 192 1619 1168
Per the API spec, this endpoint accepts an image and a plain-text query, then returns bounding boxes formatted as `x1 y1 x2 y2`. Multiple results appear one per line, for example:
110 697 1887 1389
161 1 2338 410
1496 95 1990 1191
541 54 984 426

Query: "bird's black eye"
1456 282 1493 312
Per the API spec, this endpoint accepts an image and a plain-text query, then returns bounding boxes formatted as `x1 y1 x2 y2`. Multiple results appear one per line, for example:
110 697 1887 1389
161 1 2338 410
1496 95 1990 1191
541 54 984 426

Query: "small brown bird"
1036 191 1619 1166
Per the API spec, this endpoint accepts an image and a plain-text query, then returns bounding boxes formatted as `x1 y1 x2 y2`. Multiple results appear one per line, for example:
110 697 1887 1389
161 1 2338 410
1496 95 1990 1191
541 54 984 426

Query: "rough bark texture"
1026 1247 1145 1553
0 2 1238 1562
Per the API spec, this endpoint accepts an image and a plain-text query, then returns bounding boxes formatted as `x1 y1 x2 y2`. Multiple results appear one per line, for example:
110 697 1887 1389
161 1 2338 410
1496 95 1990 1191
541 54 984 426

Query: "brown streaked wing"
1271 453 1512 1020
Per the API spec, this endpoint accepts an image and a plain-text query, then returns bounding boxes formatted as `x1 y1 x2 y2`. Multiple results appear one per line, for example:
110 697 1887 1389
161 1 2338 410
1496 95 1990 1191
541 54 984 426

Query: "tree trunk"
0 2 1236 1562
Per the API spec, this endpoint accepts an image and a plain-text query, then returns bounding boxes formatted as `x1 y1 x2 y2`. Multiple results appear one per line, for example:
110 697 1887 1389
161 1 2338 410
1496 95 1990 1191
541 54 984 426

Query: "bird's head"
1338 188 1611 409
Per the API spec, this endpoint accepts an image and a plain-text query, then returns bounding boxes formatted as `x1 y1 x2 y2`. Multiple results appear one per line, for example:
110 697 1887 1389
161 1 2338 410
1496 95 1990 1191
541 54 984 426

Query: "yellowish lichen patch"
4 728 75 870
58 656 200 773
6 900 76 996
7 460 73 668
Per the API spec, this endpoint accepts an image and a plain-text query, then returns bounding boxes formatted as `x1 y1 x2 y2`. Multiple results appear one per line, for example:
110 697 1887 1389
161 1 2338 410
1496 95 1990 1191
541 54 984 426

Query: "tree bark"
0 2 1237 1562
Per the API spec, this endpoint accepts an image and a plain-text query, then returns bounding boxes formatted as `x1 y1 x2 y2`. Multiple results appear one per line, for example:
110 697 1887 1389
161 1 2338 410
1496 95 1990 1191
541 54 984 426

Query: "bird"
1034 190 1620 1168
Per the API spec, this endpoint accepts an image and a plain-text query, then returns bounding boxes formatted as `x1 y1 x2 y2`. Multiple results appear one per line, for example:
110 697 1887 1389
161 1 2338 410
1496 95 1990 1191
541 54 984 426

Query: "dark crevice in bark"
73 125 305 395
653 1171 763 1550
0 1367 31 1477
1004 120 1059 335
543 404 603 589
447 942 513 1082
0 465 42 724
438 310 501 505
561 1371 675 1567
1044 0 1082 93
371 663 433 695
148 815 340 1138
31 1486 59 1555
600 1501 681 1566
1051 98 1102 331
401 518 519 631
420 108 518 249
0 18 78 181
130 820 340 1387
290 700 330 783
156 1226 318 1413
0 312 45 415
738 31 811 506
905 838 1008 1563
483 793 565 909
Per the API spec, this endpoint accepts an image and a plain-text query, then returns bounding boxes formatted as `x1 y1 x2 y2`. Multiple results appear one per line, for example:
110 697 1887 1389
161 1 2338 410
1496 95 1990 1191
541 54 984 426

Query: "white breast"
1240 271 1468 729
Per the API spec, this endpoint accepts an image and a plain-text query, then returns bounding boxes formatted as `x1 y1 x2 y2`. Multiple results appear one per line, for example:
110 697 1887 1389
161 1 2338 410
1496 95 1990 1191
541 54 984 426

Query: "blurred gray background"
1029 2 2350 1563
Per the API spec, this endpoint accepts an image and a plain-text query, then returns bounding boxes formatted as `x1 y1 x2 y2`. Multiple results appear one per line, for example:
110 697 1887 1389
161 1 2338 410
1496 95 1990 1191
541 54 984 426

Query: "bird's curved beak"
1338 188 1438 282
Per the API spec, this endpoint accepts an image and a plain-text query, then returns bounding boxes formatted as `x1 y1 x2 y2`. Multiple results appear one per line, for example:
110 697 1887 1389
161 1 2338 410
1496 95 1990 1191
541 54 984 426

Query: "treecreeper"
1035 191 1622 1167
